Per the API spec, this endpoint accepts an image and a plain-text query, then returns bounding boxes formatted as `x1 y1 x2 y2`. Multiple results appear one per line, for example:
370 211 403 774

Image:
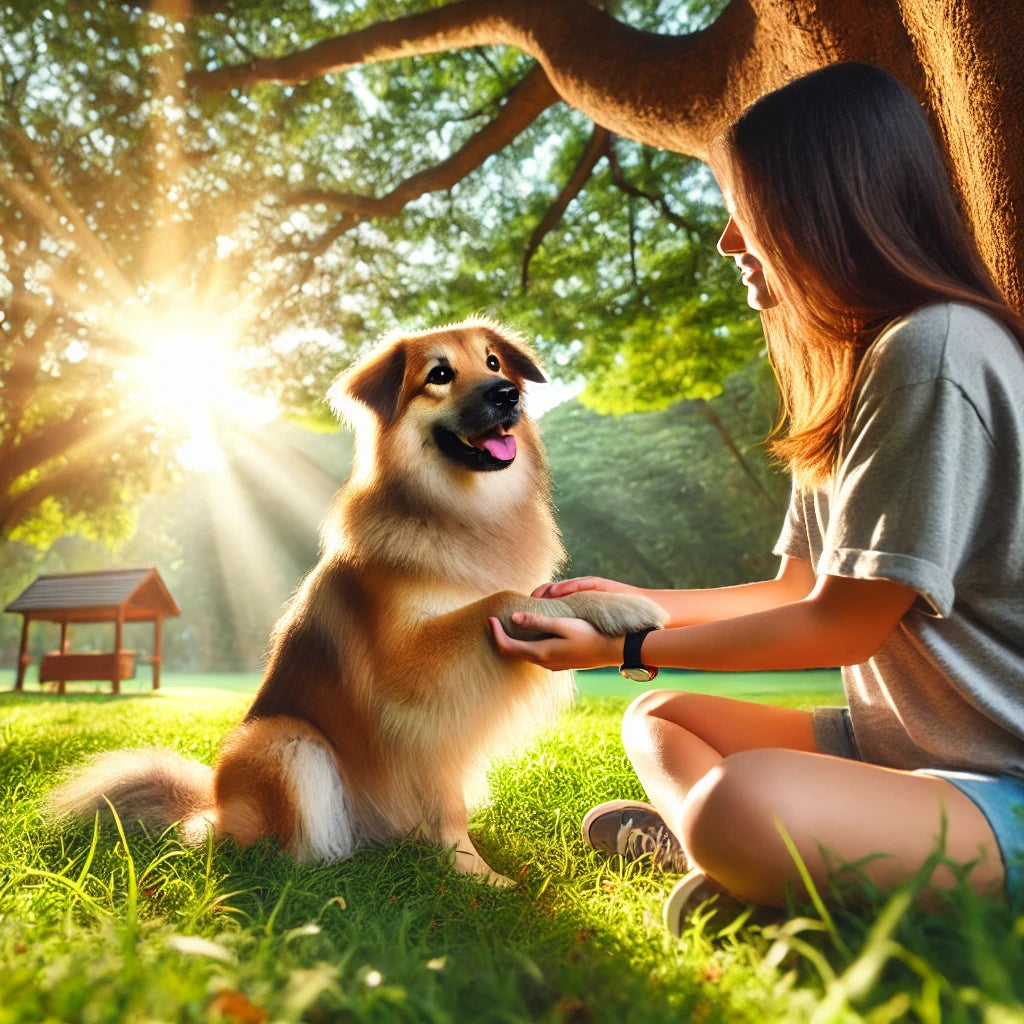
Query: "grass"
1 673 1023 1023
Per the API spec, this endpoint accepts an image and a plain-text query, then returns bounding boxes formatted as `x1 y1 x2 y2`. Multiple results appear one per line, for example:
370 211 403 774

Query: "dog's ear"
488 331 547 384
331 342 407 426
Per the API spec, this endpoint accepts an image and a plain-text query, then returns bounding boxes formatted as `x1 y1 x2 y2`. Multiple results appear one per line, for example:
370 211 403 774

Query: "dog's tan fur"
48 319 665 882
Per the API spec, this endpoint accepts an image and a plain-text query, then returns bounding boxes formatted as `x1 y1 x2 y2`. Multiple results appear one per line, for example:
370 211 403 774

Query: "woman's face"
717 200 779 311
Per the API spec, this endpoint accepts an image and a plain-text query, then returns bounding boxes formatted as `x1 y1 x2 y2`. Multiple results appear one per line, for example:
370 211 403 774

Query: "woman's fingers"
488 614 619 671
530 577 607 599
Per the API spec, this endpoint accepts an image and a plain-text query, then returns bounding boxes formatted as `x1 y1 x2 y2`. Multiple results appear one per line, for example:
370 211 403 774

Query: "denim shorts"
814 706 1024 911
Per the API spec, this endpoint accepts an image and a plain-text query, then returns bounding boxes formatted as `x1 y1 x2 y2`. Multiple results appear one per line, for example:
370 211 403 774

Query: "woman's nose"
717 215 746 257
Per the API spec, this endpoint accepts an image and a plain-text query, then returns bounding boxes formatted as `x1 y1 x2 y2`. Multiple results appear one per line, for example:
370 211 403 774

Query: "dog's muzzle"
433 379 523 472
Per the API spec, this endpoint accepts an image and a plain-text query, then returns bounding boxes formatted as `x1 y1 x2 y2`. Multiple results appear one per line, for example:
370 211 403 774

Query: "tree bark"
191 0 1024 310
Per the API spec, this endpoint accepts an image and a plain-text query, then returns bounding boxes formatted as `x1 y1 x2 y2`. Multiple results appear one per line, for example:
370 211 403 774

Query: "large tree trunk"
193 0 1024 311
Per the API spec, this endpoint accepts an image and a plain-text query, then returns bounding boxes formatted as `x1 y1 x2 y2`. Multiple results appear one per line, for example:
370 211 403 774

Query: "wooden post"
152 616 163 690
14 617 30 691
58 619 70 694
113 613 124 695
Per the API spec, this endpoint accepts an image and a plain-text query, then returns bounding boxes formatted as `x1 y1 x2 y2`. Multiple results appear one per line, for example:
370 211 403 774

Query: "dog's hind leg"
435 791 512 886
214 716 359 863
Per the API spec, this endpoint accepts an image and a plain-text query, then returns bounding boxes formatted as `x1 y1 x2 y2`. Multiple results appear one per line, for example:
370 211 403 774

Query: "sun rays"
20 8 351 658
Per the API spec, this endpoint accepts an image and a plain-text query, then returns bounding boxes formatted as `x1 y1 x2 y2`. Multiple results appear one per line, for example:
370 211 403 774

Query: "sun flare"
125 309 277 471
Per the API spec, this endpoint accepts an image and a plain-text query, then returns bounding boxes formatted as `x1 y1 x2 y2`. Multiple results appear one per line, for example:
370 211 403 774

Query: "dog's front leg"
436 791 513 886
449 833 514 887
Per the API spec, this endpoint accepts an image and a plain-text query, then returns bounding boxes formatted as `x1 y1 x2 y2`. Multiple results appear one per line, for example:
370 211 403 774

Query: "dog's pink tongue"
482 434 516 460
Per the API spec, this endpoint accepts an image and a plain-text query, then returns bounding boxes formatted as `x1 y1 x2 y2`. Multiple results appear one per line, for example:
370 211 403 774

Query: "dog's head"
330 318 547 476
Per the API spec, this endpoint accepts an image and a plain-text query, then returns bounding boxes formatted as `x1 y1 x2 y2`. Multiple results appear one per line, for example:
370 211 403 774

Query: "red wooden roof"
4 568 180 623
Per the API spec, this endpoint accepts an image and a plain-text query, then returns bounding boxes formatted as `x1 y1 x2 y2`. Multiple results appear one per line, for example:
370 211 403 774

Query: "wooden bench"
39 650 136 694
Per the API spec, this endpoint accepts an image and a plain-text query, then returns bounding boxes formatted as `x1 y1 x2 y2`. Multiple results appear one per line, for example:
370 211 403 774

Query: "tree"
188 0 1024 315
2 0 757 543
0 1 368 543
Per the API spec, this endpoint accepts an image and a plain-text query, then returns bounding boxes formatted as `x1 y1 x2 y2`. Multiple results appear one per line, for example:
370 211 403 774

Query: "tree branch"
698 400 784 513
521 125 610 291
186 0 740 157
605 139 700 233
189 0 920 160
285 63 558 221
0 123 134 298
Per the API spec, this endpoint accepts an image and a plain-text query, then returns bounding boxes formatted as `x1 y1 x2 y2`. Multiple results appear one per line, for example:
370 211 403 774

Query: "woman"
490 62 1024 932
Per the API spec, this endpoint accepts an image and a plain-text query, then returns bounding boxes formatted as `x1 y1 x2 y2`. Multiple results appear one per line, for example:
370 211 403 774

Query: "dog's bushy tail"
45 749 215 841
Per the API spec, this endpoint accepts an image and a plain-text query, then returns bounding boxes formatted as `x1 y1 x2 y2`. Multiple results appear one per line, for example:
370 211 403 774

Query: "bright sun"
127 309 277 471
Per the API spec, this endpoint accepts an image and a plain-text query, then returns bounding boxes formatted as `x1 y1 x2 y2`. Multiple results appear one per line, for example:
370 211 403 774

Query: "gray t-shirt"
775 302 1024 776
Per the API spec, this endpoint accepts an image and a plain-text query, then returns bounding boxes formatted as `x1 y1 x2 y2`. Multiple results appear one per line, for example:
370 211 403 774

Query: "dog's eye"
486 354 500 372
426 365 454 386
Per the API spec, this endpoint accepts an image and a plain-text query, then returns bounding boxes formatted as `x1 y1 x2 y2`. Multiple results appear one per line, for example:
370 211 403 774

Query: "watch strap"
621 627 658 670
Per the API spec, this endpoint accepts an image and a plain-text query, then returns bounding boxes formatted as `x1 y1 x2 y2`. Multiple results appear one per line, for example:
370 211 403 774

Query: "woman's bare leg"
621 689 1005 907
620 690 819 826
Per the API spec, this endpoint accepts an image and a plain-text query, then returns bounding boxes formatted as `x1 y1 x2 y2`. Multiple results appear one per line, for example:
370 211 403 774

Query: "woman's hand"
531 576 641 599
489 611 622 671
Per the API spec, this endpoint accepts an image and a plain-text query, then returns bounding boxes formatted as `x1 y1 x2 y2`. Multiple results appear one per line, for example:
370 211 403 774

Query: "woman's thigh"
622 689 818 758
680 748 1006 906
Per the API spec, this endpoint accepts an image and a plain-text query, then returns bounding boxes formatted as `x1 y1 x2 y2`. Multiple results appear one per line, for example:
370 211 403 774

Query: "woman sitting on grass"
491 61 1024 934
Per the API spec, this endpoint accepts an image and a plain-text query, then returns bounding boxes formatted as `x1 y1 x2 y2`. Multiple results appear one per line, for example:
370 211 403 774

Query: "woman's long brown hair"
718 62 1024 486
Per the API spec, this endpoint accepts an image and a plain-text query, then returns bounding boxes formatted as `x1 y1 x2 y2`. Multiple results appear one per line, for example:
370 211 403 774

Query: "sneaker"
662 870 759 937
581 799 689 873
662 869 720 936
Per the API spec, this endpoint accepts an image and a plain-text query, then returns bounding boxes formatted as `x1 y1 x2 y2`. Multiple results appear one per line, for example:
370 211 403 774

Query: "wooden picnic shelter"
5 568 180 694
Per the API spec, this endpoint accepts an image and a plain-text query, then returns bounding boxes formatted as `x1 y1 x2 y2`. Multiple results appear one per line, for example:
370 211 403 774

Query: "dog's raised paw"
559 592 668 637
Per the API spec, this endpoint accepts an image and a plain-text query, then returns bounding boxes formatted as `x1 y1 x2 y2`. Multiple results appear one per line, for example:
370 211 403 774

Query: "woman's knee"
679 749 790 872
621 688 695 752
618 688 700 737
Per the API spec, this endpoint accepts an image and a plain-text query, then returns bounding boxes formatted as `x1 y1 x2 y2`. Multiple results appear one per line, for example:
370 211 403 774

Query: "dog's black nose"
487 381 520 409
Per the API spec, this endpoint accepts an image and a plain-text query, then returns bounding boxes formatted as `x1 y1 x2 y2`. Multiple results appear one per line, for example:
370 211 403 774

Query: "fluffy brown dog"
48 319 665 883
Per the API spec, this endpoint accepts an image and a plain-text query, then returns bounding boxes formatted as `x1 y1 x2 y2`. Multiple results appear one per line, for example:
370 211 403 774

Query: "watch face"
619 666 658 683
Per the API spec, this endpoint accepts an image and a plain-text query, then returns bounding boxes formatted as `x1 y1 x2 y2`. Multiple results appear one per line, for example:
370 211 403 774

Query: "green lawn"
1 671 1021 1023
0 666 845 701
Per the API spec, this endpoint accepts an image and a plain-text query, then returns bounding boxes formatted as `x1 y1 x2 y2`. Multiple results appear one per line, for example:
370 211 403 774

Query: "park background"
0 0 787 682
3 2 1023 1022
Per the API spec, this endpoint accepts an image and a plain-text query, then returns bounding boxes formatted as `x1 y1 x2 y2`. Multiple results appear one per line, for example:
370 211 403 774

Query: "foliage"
2 685 1022 1022
0 0 750 543
548 358 789 589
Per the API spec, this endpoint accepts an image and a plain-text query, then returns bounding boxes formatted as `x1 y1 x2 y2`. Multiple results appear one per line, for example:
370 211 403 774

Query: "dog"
47 318 666 883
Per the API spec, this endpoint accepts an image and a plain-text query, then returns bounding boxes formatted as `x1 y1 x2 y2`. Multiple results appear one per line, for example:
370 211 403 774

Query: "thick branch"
521 125 610 291
0 404 97 494
186 0 744 157
286 63 558 219
189 0 513 93
190 0 919 161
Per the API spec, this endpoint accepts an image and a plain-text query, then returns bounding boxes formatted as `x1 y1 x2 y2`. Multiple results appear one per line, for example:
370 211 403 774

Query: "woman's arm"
536 556 817 628
491 571 917 673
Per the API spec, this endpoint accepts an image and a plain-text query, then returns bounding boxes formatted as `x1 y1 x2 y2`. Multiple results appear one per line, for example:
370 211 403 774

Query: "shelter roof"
4 568 180 622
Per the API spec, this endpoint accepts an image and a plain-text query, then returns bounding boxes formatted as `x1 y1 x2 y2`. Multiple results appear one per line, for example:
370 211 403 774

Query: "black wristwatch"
619 628 659 682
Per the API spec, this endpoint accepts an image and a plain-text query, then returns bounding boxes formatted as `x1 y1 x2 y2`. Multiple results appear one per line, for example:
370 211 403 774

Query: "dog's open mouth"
433 426 517 471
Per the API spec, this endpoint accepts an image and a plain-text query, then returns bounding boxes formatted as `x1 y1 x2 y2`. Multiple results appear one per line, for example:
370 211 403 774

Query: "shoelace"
616 816 689 873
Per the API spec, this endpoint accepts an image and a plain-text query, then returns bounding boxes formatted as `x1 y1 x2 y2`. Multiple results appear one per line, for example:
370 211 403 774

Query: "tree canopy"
5 0 1020 546
1 0 763 544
